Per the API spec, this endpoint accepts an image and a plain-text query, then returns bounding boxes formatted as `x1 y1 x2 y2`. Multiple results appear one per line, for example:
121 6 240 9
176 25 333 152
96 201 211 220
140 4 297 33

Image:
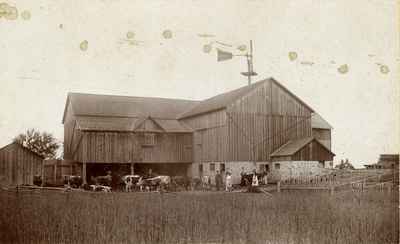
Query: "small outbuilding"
269 137 335 181
0 142 44 186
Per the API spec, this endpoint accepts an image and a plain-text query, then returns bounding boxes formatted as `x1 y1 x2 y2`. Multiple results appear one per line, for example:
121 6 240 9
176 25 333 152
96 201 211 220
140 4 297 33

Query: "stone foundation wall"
188 161 333 184
269 161 331 182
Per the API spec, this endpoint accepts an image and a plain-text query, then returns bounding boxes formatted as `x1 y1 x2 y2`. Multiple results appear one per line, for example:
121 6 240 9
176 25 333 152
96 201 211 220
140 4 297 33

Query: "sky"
0 0 399 167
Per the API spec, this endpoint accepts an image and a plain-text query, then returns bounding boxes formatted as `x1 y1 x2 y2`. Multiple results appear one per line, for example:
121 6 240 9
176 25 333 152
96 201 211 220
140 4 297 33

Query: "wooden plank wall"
0 143 43 185
226 80 312 162
73 131 192 164
312 128 331 149
138 133 192 163
181 110 227 163
63 100 77 160
292 141 334 161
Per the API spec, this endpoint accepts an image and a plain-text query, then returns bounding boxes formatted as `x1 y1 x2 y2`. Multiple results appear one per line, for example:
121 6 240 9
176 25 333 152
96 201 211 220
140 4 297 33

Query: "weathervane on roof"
217 40 258 85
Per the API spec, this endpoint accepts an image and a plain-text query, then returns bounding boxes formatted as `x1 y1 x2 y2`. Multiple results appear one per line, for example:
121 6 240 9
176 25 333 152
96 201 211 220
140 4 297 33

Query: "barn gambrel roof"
62 93 200 123
62 77 322 132
178 77 315 119
311 113 333 129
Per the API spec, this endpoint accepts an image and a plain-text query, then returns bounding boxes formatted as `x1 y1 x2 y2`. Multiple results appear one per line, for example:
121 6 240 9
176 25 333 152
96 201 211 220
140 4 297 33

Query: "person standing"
240 167 246 186
249 169 259 192
263 170 268 185
225 172 232 192
252 170 259 186
215 171 222 191
125 176 133 192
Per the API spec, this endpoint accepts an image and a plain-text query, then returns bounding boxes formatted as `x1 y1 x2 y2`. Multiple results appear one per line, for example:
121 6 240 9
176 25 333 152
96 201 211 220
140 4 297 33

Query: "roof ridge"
68 92 200 103
178 78 271 119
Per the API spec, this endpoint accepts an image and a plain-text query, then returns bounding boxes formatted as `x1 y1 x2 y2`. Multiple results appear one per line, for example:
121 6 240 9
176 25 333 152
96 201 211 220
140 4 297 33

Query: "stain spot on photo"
0 2 18 20
80 40 89 51
203 44 212 53
337 64 349 74
162 30 173 39
288 52 298 61
21 10 30 20
126 31 135 39
379 65 389 74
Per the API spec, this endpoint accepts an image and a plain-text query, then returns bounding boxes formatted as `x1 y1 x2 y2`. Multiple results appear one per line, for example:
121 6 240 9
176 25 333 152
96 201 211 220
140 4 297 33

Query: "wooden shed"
270 137 335 162
0 142 44 186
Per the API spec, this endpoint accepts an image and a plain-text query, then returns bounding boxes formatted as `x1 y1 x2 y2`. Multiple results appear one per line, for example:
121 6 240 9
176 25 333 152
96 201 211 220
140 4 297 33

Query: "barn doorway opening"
134 163 189 176
86 163 130 185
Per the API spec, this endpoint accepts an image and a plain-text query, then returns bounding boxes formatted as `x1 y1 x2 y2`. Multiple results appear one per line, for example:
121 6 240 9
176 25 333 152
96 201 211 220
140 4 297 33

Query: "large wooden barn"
63 77 334 184
0 142 44 186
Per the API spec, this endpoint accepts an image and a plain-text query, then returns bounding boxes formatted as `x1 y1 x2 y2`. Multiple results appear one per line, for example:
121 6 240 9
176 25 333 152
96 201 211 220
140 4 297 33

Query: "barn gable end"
0 142 44 186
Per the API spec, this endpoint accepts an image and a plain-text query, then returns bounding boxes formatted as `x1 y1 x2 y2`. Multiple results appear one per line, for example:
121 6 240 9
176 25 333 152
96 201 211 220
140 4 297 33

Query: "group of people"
213 167 269 192
214 170 233 192
240 167 270 192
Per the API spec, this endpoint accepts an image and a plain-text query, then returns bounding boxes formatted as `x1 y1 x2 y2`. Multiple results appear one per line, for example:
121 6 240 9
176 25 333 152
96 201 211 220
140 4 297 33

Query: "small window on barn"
275 163 280 170
210 163 215 171
199 164 203 174
143 133 156 146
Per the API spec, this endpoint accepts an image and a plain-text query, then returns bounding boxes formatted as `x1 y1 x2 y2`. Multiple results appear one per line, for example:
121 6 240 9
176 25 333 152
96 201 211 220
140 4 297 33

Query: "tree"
13 128 60 159
335 159 355 170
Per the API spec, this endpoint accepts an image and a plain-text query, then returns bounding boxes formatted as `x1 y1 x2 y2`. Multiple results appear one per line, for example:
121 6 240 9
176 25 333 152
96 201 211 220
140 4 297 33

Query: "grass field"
0 189 398 244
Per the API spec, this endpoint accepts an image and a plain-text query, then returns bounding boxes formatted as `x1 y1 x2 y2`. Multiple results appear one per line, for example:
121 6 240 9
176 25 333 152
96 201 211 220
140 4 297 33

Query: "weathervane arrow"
216 40 257 85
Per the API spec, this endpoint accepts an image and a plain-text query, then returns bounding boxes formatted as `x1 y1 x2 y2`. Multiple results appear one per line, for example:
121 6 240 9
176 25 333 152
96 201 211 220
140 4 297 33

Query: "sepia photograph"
0 1 399 243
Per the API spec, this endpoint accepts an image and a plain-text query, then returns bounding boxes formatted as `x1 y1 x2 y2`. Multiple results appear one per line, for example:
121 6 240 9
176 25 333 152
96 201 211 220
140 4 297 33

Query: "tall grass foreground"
0 190 398 244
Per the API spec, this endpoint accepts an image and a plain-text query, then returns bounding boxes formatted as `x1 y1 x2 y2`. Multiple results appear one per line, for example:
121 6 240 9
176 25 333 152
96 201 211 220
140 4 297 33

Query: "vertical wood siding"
226 80 312 162
72 131 192 164
312 128 331 149
181 110 227 163
292 141 334 161
0 143 43 185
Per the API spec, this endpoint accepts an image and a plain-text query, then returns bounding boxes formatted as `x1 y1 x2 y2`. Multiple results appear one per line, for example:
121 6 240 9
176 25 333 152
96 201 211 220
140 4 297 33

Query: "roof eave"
178 107 227 120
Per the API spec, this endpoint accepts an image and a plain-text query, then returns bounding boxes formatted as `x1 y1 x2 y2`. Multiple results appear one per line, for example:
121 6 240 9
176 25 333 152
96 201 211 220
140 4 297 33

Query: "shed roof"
153 119 193 133
311 113 332 129
75 116 192 133
76 116 140 132
63 93 200 123
0 142 45 159
270 137 334 157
